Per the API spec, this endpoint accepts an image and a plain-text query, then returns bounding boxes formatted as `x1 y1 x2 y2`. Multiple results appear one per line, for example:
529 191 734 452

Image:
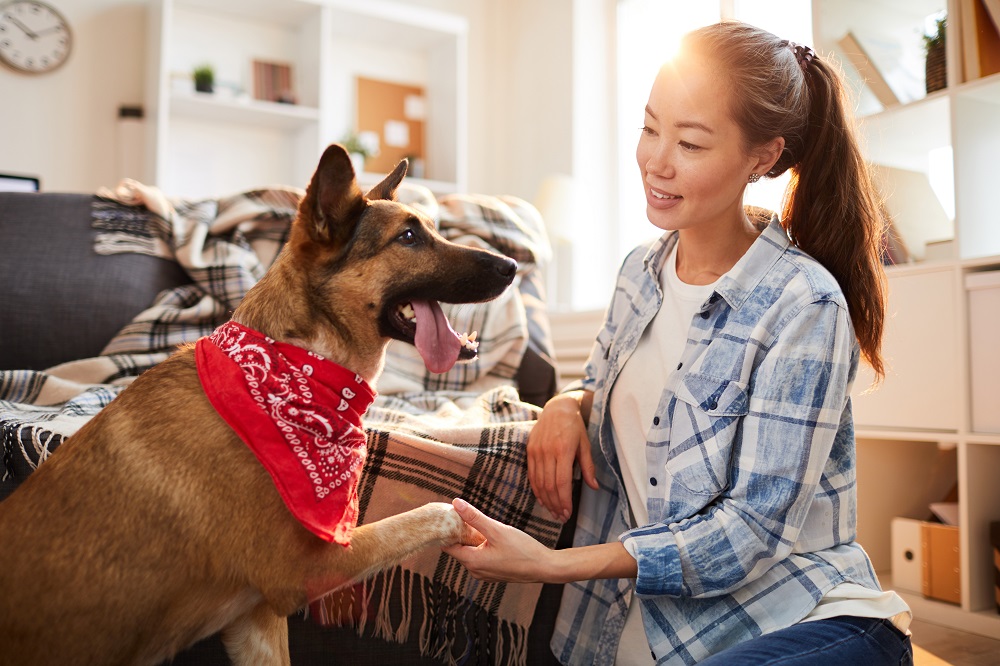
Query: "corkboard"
356 77 426 175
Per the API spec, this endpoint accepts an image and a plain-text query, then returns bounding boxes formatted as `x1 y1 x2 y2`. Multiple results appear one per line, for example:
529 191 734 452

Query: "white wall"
0 0 147 192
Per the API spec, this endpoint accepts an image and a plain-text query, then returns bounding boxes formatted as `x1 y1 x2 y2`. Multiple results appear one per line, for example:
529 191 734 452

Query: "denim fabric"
697 616 914 666
550 220 884 665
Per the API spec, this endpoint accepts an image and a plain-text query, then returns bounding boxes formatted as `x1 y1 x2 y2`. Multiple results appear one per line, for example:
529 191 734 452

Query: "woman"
444 22 912 665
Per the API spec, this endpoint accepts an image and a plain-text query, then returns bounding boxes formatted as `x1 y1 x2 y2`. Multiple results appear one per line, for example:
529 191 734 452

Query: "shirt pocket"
664 372 749 499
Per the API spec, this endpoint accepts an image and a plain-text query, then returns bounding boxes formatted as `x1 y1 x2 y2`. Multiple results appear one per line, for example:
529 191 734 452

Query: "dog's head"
270 143 516 376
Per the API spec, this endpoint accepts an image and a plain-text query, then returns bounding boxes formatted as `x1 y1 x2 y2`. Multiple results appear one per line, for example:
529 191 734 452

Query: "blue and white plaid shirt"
550 219 881 665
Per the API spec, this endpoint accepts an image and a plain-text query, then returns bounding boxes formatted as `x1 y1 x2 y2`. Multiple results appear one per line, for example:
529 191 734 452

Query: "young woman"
443 22 913 666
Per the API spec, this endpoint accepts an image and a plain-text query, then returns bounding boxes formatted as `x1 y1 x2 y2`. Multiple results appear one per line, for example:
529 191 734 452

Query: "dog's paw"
425 502 482 547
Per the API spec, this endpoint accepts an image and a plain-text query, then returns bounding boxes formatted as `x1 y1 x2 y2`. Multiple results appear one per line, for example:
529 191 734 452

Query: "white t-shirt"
612 243 716 664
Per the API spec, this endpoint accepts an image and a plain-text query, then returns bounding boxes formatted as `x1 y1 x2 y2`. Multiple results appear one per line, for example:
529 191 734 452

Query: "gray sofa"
0 191 571 665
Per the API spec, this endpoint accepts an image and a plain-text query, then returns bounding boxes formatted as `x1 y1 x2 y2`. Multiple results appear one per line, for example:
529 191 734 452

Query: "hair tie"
784 40 816 71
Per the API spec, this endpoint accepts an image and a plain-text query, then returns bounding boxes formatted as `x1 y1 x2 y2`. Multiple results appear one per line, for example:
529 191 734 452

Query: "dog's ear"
305 143 366 245
365 158 408 201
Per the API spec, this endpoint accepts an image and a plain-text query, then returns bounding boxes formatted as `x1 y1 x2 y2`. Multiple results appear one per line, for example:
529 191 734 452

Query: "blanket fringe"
1 423 63 483
312 565 531 666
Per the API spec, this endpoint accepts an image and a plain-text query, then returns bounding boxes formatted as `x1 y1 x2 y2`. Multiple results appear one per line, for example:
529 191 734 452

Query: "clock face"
0 0 71 74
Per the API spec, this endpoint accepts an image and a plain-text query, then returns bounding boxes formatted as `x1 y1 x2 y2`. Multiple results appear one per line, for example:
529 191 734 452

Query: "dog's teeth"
458 331 479 352
399 303 416 321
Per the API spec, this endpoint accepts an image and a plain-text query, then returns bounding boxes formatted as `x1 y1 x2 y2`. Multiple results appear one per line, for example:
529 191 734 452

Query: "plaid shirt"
551 219 880 665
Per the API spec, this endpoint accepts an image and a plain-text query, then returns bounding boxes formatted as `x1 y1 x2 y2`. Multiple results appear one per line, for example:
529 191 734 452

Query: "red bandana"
195 321 376 545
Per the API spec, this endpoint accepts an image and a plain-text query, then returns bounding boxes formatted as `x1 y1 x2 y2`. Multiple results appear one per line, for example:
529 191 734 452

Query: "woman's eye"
679 141 701 151
639 125 655 136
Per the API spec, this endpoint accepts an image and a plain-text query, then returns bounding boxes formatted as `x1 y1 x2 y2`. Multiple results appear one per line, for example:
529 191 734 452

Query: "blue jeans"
697 616 913 665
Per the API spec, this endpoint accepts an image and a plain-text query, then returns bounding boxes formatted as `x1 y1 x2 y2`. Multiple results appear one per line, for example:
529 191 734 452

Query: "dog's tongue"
411 300 462 374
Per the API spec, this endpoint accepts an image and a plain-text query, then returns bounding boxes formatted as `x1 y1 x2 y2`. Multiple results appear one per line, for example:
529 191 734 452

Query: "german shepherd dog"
0 144 515 665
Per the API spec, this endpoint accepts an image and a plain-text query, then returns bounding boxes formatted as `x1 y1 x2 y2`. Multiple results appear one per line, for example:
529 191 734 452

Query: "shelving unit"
814 0 1000 640
145 0 467 199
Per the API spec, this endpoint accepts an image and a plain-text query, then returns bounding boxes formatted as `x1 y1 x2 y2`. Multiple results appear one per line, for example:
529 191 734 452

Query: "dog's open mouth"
394 301 479 374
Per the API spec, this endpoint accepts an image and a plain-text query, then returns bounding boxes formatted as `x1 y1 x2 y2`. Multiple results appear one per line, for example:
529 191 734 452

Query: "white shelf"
170 93 320 129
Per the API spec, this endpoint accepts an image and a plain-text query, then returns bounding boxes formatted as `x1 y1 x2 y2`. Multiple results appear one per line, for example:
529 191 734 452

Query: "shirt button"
653 416 660 426
708 400 718 410
700 311 710 319
649 477 657 486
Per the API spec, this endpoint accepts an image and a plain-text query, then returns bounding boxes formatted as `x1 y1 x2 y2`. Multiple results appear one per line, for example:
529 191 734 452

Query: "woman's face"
636 55 769 233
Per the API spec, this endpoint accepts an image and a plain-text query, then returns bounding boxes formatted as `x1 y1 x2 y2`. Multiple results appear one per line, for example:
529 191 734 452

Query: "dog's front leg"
222 602 290 666
305 502 481 601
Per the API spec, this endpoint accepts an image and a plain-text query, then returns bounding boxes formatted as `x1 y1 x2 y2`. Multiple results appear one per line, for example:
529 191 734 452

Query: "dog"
0 144 515 665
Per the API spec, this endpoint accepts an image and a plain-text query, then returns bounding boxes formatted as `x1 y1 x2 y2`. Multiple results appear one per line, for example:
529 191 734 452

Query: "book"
836 32 900 108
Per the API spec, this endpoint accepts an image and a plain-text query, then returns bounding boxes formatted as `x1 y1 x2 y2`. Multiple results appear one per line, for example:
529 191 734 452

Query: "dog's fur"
0 144 516 665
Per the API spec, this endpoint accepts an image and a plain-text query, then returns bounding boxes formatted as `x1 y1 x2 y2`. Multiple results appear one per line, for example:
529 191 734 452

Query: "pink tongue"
411 300 462 374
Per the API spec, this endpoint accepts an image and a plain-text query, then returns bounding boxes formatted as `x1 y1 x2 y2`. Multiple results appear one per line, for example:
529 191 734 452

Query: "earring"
748 173 761 183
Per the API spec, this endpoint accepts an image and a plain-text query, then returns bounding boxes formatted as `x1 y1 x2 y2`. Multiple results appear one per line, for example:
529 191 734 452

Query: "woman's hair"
681 22 887 382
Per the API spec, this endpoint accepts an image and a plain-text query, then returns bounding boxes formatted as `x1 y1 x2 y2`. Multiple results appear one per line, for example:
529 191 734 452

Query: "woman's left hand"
441 498 555 584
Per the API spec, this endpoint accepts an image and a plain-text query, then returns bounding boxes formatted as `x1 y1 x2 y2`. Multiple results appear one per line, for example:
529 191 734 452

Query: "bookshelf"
813 0 1000 639
145 0 468 199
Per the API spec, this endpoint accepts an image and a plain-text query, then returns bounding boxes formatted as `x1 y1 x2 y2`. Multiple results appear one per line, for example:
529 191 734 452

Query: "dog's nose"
498 258 517 279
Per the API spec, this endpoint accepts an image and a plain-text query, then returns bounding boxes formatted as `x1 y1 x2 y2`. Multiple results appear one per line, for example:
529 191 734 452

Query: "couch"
0 190 575 665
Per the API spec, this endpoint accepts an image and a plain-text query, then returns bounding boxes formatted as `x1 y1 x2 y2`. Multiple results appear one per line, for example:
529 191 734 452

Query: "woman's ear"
753 136 785 176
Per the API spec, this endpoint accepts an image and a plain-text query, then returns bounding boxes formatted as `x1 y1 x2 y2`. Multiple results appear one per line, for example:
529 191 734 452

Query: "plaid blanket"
0 181 559 665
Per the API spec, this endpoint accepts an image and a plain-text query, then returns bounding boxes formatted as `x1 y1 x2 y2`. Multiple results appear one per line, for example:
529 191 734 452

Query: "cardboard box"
891 517 924 594
922 522 961 604
891 517 961 603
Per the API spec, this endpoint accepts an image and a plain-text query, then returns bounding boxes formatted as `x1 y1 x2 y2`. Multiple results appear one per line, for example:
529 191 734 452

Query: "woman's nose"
641 142 673 178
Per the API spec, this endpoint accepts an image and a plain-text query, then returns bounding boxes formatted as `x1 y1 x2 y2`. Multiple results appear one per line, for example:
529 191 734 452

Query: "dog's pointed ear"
365 158 408 201
304 143 366 245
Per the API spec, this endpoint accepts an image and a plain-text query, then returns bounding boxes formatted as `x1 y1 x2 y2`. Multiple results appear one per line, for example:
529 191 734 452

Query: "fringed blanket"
0 181 559 665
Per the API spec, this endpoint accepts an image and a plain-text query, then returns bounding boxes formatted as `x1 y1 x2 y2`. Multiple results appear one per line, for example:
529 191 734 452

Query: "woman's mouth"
647 186 681 208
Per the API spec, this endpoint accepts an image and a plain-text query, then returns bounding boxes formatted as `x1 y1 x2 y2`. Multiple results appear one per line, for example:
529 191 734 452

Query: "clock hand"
5 14 39 39
35 24 65 37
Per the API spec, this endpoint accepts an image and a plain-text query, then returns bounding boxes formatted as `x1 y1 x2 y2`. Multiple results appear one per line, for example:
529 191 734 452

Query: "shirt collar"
642 215 790 311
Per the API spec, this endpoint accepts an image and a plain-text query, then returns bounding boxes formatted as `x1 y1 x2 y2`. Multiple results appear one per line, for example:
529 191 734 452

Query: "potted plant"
193 64 215 94
341 131 380 173
923 16 946 94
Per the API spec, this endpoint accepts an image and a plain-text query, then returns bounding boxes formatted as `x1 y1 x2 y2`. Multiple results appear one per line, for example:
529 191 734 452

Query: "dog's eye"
397 229 417 246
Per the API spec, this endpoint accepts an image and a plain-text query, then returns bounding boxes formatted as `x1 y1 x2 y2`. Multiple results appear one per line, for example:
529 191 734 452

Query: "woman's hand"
442 498 555 583
443 498 639 584
527 390 598 522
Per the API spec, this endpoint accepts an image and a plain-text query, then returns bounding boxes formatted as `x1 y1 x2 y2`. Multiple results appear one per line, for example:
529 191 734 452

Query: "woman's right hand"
527 390 598 522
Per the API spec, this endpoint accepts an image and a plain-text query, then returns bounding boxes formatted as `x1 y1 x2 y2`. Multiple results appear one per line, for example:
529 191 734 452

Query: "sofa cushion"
0 193 192 370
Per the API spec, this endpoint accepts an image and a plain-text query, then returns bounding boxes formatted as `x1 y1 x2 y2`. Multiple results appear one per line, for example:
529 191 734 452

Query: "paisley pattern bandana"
195 321 376 545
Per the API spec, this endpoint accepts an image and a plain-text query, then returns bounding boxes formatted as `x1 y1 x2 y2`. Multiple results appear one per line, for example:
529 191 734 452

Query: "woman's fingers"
444 498 551 583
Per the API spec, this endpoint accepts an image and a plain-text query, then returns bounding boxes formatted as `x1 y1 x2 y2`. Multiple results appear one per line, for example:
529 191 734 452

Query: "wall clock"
0 0 72 74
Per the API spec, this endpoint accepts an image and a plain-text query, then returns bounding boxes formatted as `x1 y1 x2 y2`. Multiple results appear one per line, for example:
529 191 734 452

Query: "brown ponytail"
681 22 887 382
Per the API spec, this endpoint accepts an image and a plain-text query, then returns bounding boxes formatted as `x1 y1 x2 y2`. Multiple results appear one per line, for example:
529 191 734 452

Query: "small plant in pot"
923 16 946 94
193 64 215 94
340 131 380 173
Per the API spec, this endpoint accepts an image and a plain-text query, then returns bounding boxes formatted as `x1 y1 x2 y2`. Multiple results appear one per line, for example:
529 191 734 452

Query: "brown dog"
0 144 515 665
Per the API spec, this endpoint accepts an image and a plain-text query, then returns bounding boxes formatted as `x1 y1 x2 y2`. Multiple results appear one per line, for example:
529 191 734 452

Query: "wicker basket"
925 41 947 93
